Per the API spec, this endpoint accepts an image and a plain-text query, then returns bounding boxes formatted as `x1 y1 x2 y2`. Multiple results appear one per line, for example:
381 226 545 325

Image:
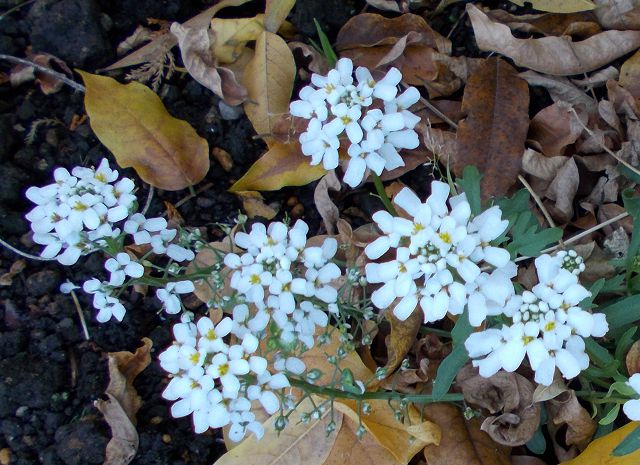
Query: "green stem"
372 173 398 216
290 378 464 403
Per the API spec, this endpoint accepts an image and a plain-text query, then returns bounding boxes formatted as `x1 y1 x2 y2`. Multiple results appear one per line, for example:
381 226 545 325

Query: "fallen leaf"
95 338 152 465
236 191 278 219
454 57 530 199
457 366 541 447
415 124 458 166
209 15 266 63
522 149 569 181
117 25 152 56
314 171 341 235
529 101 586 157
546 156 580 222
264 0 296 33
365 0 402 12
383 310 423 376
532 377 568 403
486 9 600 37
571 67 619 88
593 0 640 30
423 403 512 465
546 390 597 461
0 260 26 286
10 49 73 95
288 41 329 74
335 399 440 464
171 22 248 106
105 0 253 71
214 396 342 465
559 421 640 465
519 71 597 112
468 4 640 76
78 72 209 191
242 31 296 147
508 0 596 13
229 142 326 192
324 417 401 465
626 340 640 376
620 50 640 99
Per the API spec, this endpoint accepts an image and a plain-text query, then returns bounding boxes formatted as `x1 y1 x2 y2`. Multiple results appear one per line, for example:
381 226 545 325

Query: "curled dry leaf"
454 57 530 199
365 0 402 12
382 310 423 377
621 50 640 99
626 340 640 376
593 0 640 30
508 0 596 13
264 0 296 33
10 49 73 95
209 15 266 64
423 403 512 465
529 101 586 157
522 149 569 181
415 124 458 166
532 377 568 403
519 71 597 112
546 156 580 222
78 72 209 191
546 390 597 461
334 399 440 464
486 9 600 37
96 338 152 465
468 4 640 76
456 365 541 447
571 66 619 88
235 191 278 219
288 41 329 75
214 396 342 465
314 171 341 235
229 142 326 192
171 22 248 106
242 31 296 147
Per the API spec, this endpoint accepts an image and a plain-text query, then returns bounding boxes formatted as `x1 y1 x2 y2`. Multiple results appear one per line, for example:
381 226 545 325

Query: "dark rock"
54 419 107 465
28 0 112 68
290 0 357 37
0 330 26 358
26 270 60 297
0 114 16 161
40 446 62 465
0 35 16 55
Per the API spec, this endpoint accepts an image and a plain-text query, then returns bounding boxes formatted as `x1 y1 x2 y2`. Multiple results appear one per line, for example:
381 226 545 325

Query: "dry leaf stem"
69 288 90 340
0 236 54 261
0 54 85 92
570 107 640 178
518 174 557 229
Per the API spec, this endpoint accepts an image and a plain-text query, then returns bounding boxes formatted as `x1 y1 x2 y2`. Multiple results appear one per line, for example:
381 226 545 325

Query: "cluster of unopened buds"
464 251 608 386
290 57 420 187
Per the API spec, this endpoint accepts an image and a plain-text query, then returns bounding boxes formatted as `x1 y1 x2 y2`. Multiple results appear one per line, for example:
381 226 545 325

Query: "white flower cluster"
159 316 304 440
37 159 200 323
290 58 420 188
25 159 136 265
465 251 608 386
364 182 514 326
623 374 640 420
224 220 339 349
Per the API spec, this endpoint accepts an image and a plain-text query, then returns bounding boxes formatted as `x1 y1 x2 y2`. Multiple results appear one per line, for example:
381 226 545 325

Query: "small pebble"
291 203 304 218
0 448 11 465
150 416 162 425
211 147 233 172
162 434 172 444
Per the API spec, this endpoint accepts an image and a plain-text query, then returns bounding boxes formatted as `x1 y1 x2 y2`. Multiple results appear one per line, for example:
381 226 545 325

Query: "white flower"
157 280 195 314
623 374 640 420
104 252 145 286
300 118 340 169
124 213 168 245
196 317 232 353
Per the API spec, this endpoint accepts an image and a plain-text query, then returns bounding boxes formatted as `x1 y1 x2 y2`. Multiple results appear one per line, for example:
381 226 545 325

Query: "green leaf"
599 403 621 426
601 294 640 329
313 19 337 66
620 164 640 185
526 426 547 454
580 278 605 310
613 424 640 456
616 327 638 362
585 337 616 367
432 312 473 400
623 188 640 282
456 165 482 216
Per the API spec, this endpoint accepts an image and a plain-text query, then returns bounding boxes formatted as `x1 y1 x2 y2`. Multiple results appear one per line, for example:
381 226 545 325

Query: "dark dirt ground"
0 1 523 464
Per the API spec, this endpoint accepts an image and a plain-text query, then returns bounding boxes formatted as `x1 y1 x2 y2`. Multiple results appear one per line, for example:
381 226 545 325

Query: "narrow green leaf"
602 294 640 329
432 312 473 400
616 327 638 362
613 424 640 456
599 403 620 426
313 19 337 66
456 165 482 215
585 337 616 367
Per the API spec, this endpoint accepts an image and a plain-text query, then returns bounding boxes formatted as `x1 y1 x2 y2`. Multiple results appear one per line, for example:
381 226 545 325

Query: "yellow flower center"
95 172 107 183
438 232 452 244
544 321 556 332
206 329 217 340
218 363 229 376
189 352 200 365
250 274 261 285
522 336 534 345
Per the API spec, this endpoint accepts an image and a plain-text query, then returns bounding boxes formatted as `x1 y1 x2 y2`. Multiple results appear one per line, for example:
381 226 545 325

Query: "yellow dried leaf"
229 142 326 192
383 309 423 376
324 417 401 465
210 15 266 64
78 71 209 191
560 422 640 465
213 396 342 465
264 0 296 32
335 399 440 464
236 190 278 219
242 31 296 147
509 0 595 13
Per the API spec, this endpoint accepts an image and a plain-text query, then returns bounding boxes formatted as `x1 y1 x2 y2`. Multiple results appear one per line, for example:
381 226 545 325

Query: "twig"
570 107 640 178
141 185 155 216
518 174 557 229
446 9 467 40
171 182 214 211
418 93 459 131
0 0 37 20
0 54 85 93
0 237 54 261
69 289 90 340
514 211 630 263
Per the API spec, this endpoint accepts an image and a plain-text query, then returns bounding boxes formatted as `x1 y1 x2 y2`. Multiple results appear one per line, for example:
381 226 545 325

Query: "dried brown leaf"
383 310 423 376
264 0 296 33
519 71 597 112
0 260 26 286
171 22 248 106
457 366 541 447
546 390 596 461
522 149 569 181
571 66 619 88
423 403 512 465
324 417 401 465
117 26 152 56
314 171 341 235
288 42 329 75
546 156 580 222
468 3 640 76
188 239 237 305
593 0 640 30
454 57 529 199
532 377 568 403
95 393 139 465
236 191 278 219
626 340 640 376
529 102 586 156
486 9 600 37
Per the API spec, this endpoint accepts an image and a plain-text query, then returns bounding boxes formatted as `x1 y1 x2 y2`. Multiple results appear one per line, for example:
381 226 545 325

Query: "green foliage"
456 165 482 216
613 425 640 456
310 19 337 66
